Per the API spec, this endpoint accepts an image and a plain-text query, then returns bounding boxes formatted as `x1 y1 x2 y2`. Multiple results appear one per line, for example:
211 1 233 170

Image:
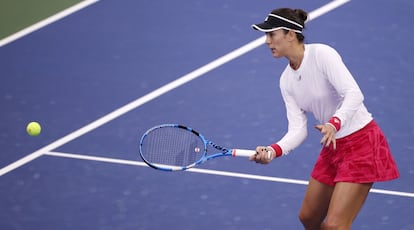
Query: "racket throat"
208 141 230 153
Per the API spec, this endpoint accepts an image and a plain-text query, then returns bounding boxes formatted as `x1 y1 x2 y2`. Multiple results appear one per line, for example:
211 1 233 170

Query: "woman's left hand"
315 124 337 150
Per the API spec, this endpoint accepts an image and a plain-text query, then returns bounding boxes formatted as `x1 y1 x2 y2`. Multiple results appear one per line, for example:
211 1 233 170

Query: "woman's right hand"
249 146 276 164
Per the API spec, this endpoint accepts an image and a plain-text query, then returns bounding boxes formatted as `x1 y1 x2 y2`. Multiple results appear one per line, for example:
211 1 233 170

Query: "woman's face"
265 30 289 58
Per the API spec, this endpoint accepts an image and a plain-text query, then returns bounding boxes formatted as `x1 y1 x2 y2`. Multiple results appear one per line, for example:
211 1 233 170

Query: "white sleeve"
317 46 364 127
277 81 308 155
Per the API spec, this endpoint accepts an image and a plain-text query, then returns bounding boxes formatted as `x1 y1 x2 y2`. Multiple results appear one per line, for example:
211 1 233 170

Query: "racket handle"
231 149 256 157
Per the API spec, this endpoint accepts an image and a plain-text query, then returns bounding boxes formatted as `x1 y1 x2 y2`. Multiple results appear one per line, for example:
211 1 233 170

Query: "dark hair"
271 8 308 42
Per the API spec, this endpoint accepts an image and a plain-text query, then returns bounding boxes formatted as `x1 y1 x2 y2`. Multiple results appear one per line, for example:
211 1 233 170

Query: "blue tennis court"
1 0 413 229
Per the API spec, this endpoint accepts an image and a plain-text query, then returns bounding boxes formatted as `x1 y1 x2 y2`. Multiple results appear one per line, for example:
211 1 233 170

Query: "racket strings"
140 127 205 167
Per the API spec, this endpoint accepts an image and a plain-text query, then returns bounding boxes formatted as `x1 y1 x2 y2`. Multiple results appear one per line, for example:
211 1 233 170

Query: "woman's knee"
298 209 323 229
322 219 351 230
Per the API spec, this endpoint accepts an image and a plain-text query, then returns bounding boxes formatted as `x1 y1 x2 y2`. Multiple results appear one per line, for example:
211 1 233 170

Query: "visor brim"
251 22 278 32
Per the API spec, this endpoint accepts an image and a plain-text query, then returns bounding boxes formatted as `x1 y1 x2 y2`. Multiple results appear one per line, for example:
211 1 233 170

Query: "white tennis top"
277 43 372 155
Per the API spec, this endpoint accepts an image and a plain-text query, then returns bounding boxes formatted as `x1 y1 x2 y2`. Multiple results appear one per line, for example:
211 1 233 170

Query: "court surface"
1 0 413 229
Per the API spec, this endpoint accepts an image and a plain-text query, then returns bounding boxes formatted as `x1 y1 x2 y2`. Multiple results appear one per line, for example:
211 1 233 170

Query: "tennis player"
249 8 399 230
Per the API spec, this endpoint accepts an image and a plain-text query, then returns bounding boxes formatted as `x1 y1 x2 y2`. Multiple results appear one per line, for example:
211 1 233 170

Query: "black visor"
252 14 303 33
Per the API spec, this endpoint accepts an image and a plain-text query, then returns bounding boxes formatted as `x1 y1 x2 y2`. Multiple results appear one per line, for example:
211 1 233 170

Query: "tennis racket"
139 124 255 171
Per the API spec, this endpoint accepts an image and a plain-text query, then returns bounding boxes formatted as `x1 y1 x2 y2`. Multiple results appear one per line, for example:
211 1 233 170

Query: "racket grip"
231 149 256 157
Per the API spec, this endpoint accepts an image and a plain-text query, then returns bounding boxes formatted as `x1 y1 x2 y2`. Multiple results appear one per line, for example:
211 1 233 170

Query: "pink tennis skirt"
311 120 400 186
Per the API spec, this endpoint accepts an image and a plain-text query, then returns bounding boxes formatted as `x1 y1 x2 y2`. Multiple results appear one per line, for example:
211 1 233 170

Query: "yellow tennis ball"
26 122 41 136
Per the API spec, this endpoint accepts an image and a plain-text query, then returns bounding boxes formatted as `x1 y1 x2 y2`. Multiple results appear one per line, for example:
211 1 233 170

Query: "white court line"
0 0 100 47
45 151 414 198
0 0 350 176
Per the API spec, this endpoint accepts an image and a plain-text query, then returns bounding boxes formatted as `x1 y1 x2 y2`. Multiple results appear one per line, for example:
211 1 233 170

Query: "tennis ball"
26 122 41 136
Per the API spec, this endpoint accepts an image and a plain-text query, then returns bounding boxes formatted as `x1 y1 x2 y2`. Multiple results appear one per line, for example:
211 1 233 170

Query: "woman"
249 8 399 230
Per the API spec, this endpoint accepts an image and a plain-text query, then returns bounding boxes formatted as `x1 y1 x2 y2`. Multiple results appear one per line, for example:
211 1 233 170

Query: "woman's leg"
322 182 372 230
299 177 334 230
299 179 372 230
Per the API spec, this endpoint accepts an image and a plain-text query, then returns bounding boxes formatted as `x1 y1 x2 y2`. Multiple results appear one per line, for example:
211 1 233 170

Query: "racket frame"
139 124 254 171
